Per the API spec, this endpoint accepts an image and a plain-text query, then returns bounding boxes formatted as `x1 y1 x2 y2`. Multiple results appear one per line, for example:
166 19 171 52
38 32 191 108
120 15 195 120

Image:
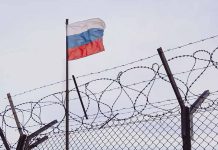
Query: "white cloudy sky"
0 0 218 144
0 0 218 99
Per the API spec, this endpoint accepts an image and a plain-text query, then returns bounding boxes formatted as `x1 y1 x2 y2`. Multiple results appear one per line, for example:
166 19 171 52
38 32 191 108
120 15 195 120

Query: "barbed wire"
0 44 218 149
2 34 218 100
1 45 218 141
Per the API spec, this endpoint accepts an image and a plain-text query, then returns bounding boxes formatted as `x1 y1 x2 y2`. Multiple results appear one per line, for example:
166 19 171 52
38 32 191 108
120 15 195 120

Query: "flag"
67 18 105 61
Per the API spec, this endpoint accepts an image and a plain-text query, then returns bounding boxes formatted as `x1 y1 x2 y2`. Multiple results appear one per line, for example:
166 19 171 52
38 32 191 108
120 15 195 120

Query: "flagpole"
65 18 69 150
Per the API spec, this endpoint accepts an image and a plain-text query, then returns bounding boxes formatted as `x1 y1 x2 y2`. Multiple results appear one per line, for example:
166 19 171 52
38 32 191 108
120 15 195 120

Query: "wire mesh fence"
0 37 218 149
1 98 218 149
31 100 218 150
34 111 182 149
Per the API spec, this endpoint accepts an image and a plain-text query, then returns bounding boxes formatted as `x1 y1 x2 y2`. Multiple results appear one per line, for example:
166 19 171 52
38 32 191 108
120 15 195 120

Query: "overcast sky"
0 0 218 98
0 0 218 144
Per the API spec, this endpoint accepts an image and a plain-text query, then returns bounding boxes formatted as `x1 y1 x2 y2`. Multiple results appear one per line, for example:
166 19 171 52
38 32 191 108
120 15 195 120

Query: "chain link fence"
0 39 218 149
30 99 218 150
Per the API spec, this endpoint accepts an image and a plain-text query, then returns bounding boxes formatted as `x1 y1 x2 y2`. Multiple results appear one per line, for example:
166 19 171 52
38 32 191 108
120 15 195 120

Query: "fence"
0 36 218 149
32 99 218 149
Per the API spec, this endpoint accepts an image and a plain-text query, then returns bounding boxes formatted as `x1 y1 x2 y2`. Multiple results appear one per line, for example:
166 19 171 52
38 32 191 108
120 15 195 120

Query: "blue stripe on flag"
67 28 104 49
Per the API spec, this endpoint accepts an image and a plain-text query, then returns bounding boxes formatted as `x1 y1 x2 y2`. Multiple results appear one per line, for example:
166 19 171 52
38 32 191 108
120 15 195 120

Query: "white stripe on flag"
67 18 105 36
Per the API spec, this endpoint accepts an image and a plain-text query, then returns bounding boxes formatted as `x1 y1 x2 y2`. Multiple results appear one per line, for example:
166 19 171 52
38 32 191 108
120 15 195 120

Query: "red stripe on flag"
68 38 104 61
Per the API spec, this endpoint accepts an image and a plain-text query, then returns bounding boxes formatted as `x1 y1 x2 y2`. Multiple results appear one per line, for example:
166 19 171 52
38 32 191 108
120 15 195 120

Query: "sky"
0 0 218 148
0 0 217 97
0 0 218 145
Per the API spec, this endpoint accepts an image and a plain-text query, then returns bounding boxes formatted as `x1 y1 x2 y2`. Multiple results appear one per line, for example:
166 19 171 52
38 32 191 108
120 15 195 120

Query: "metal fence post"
7 93 23 136
0 128 10 150
182 107 191 150
157 47 191 150
189 90 210 140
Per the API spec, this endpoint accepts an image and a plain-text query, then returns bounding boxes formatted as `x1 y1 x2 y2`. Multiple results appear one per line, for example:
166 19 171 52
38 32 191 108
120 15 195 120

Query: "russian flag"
67 18 105 61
